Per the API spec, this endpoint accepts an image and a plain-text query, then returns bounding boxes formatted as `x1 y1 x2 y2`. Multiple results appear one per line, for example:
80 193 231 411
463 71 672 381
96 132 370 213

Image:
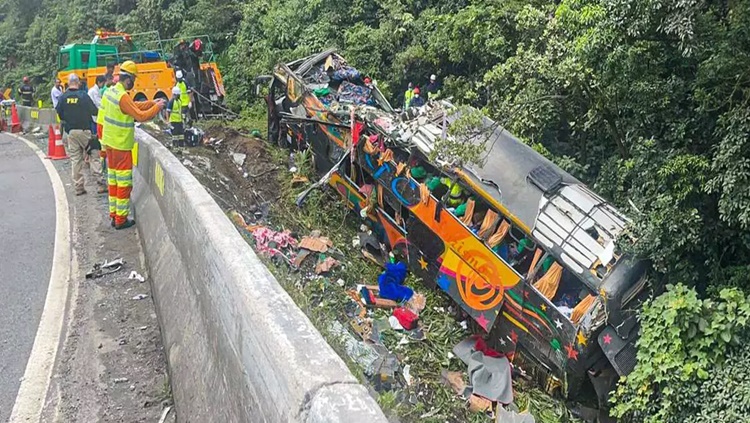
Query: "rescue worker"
175 70 191 124
97 75 119 189
55 73 99 196
51 78 63 108
102 61 165 229
17 77 34 106
167 85 184 147
403 82 414 109
426 176 465 208
408 87 425 108
425 74 440 101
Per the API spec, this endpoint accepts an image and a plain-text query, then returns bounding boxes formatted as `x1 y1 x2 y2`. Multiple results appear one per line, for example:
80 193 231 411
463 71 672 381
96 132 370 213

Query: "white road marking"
8 135 71 423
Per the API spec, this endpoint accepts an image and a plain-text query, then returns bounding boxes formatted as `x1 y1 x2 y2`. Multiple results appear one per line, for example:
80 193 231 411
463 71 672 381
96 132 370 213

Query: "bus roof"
398 101 632 285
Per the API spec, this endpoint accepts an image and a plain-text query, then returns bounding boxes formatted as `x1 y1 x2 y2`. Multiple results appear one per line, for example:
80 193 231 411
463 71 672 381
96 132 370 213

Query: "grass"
211 125 582 423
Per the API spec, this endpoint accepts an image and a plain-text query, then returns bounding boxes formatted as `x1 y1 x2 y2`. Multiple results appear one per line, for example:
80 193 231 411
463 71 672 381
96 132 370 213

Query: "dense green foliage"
3 0 750 420
611 284 750 421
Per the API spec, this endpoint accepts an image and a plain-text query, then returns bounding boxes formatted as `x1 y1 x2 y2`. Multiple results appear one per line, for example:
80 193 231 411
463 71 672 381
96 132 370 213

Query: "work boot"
115 219 136 230
75 189 87 196
110 218 115 227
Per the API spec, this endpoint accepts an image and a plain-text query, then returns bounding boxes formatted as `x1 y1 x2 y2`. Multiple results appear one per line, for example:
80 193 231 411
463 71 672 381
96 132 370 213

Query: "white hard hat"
172 86 182 95
175 70 183 79
430 74 437 81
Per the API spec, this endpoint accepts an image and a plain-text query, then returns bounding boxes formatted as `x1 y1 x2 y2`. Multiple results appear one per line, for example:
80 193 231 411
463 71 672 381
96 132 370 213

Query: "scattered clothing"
331 67 361 82
378 262 413 302
453 337 514 404
251 227 297 258
338 81 372 105
393 307 419 330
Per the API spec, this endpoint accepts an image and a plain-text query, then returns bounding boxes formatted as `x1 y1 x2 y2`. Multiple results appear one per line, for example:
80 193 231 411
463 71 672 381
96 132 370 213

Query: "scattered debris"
441 370 468 397
128 271 145 282
299 233 333 253
86 258 125 279
403 364 413 386
291 174 309 187
468 394 493 413
497 406 536 423
132 294 149 300
157 406 173 423
392 307 419 330
314 256 340 274
231 152 246 167
388 315 404 330
113 377 129 384
251 227 297 258
336 278 345 287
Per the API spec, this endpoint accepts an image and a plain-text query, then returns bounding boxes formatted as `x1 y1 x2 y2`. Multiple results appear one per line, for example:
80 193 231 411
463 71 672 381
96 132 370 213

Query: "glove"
188 102 193 109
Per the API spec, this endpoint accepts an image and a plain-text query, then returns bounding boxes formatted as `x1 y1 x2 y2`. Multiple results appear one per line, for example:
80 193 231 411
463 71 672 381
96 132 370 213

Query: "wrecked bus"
257 50 649 411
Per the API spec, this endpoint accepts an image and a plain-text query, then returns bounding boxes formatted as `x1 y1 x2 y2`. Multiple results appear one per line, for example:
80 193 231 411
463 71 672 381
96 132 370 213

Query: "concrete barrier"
131 128 387 423
16 105 58 129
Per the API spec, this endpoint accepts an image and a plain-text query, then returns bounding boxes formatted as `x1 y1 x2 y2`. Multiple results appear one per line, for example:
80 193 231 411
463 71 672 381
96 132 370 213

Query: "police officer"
55 73 99 195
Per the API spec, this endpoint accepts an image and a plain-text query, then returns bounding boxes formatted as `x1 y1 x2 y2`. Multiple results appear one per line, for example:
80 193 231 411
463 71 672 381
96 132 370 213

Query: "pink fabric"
252 227 297 257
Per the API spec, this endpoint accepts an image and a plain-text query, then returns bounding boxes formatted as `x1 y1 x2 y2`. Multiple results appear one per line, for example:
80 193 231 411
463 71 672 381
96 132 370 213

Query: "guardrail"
131 128 387 422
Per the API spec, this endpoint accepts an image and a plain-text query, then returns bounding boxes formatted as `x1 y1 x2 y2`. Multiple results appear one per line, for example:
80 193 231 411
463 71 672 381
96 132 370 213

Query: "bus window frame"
529 252 597 327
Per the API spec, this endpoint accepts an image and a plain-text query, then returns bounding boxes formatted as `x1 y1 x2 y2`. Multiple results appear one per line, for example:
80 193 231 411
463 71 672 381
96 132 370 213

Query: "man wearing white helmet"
175 69 191 124
425 74 440 101
167 85 185 147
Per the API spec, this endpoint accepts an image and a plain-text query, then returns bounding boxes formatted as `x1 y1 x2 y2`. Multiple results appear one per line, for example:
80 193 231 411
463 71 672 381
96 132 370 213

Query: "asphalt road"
0 133 55 421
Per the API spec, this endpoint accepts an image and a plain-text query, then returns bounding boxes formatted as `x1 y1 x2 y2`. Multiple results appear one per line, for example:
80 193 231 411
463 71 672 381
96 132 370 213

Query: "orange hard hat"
364 77 372 84
413 87 420 94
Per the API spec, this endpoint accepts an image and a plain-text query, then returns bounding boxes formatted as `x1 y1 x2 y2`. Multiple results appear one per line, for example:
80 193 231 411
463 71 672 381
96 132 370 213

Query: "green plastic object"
251 129 262 138
313 87 331 97
426 176 442 191
410 166 427 180
454 202 467 217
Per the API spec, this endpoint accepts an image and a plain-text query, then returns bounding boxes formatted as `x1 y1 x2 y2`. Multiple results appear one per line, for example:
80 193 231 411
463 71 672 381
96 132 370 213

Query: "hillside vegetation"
3 0 750 420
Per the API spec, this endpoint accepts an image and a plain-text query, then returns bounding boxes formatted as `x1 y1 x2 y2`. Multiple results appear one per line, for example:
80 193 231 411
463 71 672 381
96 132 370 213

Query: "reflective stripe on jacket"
102 83 135 151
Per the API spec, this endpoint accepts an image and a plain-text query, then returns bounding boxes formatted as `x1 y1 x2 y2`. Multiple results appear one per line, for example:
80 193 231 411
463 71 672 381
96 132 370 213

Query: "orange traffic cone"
10 103 21 133
47 125 68 160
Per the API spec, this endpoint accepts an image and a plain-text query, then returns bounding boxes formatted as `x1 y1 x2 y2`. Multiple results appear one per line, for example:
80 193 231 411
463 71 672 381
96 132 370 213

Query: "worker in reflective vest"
102 61 165 229
167 85 184 147
175 70 191 123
